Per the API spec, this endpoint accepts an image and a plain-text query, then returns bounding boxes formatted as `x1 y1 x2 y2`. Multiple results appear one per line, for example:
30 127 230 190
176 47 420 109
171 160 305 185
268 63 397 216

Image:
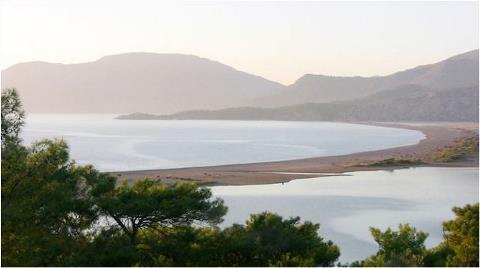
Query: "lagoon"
20 115 478 263
211 167 479 263
22 114 424 171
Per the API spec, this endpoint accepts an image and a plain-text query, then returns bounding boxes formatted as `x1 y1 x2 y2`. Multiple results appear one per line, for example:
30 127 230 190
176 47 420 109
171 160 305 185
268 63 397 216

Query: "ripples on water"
22 114 424 171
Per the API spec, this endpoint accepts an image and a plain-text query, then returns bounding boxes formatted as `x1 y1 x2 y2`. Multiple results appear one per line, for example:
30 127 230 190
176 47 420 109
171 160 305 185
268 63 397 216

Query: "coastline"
110 122 479 186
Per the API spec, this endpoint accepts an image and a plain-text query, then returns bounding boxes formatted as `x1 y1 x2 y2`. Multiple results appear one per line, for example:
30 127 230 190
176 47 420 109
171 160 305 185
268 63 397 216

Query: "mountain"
251 50 479 107
119 85 478 122
1 53 285 113
2 50 478 115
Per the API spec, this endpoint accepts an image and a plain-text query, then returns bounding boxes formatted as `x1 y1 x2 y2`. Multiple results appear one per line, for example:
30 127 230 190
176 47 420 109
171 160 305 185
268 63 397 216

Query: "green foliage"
70 228 138 266
133 212 340 267
442 203 479 267
423 243 452 267
434 136 479 162
1 88 25 145
135 226 221 266
97 179 227 245
218 212 340 266
2 89 478 267
363 224 428 267
1 138 117 266
361 203 479 267
360 158 424 167
2 87 117 266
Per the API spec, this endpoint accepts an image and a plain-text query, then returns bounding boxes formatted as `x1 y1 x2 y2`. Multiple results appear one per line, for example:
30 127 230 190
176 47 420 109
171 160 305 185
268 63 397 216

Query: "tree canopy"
362 224 428 267
356 203 479 267
1 88 25 145
442 203 479 267
1 88 340 267
1 88 478 267
97 179 227 245
128 212 340 267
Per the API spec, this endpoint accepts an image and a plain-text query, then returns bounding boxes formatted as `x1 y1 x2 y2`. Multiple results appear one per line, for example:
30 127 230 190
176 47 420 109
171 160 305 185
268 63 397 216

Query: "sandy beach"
111 122 479 186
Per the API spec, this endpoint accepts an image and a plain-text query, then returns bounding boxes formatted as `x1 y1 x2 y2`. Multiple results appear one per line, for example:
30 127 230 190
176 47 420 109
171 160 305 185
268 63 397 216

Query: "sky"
0 0 478 85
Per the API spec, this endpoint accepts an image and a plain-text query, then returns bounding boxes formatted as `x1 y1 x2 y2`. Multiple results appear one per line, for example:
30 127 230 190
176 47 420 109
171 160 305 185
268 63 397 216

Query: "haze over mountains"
252 49 479 107
139 85 477 122
1 53 284 113
2 49 479 121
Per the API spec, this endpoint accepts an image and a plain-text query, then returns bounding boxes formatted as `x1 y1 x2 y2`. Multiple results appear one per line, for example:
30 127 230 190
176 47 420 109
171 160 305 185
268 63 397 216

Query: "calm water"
211 167 479 263
20 115 477 263
22 114 424 171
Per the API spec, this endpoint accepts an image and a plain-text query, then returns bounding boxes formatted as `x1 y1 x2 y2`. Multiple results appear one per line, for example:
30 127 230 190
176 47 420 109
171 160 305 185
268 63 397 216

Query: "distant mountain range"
2 49 479 121
1 53 284 113
118 85 478 122
252 49 479 107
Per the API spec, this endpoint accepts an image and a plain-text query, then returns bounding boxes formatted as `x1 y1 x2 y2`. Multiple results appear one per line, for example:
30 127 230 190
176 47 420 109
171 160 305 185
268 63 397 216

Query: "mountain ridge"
2 49 478 115
119 85 478 122
1 52 285 113
251 49 478 107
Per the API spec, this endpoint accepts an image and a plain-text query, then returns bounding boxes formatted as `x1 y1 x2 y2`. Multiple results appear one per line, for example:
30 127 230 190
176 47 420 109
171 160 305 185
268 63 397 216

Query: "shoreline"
110 122 479 186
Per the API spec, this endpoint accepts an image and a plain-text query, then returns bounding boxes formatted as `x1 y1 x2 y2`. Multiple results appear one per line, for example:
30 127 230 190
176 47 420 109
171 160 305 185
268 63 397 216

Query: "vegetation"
433 136 479 162
358 158 424 167
1 88 24 144
440 203 479 266
2 88 478 267
1 88 339 266
352 204 479 267
216 212 340 267
356 135 479 167
97 179 227 245
130 212 340 267
362 224 429 266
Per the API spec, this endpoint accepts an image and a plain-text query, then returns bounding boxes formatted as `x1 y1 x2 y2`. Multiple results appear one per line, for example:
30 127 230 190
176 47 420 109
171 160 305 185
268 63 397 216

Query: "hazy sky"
1 0 478 85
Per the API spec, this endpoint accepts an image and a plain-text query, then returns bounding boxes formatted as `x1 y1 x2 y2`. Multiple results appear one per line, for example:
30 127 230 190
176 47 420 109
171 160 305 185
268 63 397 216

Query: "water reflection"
211 167 479 262
22 115 424 171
